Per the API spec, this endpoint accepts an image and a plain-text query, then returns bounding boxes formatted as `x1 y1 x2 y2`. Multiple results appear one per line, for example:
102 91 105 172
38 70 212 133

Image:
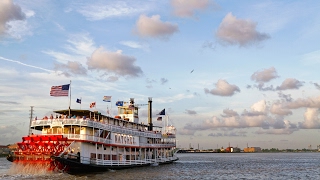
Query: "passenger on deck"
50 114 53 119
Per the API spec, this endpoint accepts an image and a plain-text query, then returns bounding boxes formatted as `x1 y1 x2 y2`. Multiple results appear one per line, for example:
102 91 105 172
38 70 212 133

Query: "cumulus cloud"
181 95 320 136
276 78 304 90
0 0 26 35
87 47 143 77
171 0 210 18
251 67 279 83
54 61 87 77
270 102 292 116
204 79 240 96
216 13 270 47
299 108 320 129
250 100 267 113
285 96 320 109
221 108 239 117
133 14 179 39
180 98 304 136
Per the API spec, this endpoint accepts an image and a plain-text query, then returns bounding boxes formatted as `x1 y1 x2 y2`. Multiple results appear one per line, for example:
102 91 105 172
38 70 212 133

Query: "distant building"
225 147 241 153
244 147 262 153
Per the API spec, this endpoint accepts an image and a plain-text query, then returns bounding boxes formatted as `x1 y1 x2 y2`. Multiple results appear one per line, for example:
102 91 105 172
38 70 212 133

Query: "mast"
28 106 34 135
148 97 153 131
69 80 71 116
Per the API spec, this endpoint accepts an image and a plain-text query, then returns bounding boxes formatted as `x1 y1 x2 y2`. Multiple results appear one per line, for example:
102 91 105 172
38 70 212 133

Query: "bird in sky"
190 69 194 73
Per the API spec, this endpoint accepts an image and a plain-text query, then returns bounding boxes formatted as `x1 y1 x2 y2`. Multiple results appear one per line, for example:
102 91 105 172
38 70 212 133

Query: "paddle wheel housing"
11 135 71 172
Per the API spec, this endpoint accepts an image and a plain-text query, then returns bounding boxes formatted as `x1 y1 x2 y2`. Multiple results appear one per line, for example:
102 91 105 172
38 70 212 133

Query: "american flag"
50 84 70 96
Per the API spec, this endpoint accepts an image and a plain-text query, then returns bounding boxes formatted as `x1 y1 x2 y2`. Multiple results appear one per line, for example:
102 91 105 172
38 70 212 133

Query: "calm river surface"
1 153 320 179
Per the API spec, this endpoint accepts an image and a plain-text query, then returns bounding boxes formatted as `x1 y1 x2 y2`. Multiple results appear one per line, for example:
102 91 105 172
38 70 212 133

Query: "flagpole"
80 97 82 110
69 80 71 116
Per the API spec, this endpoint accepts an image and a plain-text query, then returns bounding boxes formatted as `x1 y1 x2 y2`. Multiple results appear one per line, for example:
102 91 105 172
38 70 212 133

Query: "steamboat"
7 97 178 173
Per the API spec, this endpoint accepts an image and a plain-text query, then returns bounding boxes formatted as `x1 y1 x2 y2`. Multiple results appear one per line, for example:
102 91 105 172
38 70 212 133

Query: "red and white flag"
90 102 96 108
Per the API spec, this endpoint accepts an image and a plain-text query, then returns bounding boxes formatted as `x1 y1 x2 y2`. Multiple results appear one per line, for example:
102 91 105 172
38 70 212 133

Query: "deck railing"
31 119 167 139
78 156 178 166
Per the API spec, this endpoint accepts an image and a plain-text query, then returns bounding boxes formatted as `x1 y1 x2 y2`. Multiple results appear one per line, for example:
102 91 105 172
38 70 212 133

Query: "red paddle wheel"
12 135 71 172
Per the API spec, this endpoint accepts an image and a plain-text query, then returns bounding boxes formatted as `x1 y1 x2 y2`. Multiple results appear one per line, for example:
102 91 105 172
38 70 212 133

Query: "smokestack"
148 97 153 131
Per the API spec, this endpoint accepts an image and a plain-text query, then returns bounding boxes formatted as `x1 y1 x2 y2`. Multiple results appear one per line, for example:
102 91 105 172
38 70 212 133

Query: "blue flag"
116 101 124 106
157 109 165 115
76 98 81 104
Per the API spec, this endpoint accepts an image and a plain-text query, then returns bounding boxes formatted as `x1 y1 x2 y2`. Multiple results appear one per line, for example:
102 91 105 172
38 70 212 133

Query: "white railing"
31 118 165 139
85 157 178 166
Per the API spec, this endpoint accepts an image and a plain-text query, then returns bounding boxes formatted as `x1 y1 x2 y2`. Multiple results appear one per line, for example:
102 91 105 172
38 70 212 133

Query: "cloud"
0 0 26 35
54 61 87 77
77 1 147 21
216 12 270 47
185 109 197 115
170 0 210 18
178 128 196 135
160 78 168 85
221 108 239 117
204 79 240 96
0 101 19 105
251 100 267 112
251 67 279 83
208 131 246 137
276 78 304 90
133 14 179 39
255 127 297 135
299 108 320 129
181 99 302 135
285 96 320 109
278 92 293 102
270 102 292 116
106 76 119 82
119 41 149 51
314 83 320 90
202 41 216 50
87 47 143 77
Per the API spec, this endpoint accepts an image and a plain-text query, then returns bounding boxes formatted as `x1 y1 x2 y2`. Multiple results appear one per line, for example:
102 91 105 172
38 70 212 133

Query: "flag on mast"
76 98 81 104
157 109 165 115
90 102 96 108
103 96 111 102
50 84 70 96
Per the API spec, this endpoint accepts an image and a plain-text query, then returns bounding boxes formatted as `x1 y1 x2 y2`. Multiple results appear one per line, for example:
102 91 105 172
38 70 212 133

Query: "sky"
1 0 320 150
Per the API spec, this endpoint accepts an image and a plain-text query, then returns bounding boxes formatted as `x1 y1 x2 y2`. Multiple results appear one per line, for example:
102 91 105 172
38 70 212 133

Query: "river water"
1 153 320 179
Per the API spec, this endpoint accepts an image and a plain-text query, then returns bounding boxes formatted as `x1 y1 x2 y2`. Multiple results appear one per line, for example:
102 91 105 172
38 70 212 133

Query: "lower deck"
64 141 178 167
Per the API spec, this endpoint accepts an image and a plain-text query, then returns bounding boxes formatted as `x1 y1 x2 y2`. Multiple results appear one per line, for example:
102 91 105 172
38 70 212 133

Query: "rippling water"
1 153 320 179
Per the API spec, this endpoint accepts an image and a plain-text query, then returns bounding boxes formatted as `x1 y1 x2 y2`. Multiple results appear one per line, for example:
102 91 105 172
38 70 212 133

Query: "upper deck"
31 109 176 139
